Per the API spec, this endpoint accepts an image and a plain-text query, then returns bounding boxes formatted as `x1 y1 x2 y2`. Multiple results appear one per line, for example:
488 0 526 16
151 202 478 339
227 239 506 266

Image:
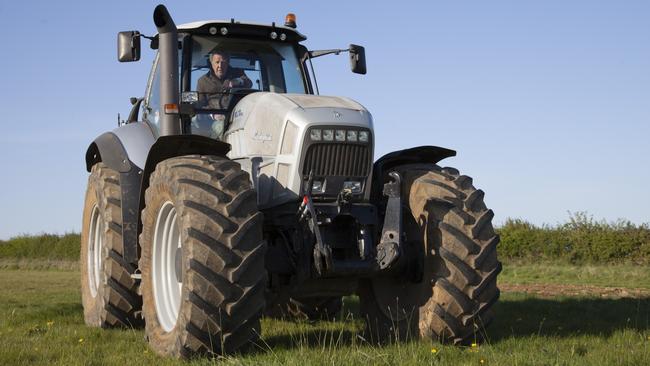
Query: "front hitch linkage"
376 171 402 270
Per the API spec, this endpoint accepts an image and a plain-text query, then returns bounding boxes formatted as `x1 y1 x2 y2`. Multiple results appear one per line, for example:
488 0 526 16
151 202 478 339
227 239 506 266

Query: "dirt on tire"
80 163 142 328
359 164 501 345
139 155 266 358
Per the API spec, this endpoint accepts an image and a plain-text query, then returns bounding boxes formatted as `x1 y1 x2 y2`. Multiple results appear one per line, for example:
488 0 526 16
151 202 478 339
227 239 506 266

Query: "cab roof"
174 20 307 43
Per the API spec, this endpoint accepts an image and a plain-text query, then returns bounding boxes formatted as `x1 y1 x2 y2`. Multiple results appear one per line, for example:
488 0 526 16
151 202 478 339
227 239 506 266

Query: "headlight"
322 129 334 141
343 181 362 193
358 131 369 143
335 130 346 141
310 129 322 141
346 130 358 142
312 180 324 193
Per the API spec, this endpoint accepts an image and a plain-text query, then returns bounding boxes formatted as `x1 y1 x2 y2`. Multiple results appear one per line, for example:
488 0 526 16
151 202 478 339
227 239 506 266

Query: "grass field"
1 268 649 365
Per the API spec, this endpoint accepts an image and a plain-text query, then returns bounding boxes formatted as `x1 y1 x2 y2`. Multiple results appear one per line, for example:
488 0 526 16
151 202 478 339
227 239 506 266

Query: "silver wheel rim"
152 201 183 332
87 205 103 298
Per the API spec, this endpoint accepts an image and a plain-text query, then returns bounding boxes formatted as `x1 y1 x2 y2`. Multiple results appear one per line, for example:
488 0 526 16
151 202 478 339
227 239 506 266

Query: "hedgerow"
497 212 650 264
1 212 648 264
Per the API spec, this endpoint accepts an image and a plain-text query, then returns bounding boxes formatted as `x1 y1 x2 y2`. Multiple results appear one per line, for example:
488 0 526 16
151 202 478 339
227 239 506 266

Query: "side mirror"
117 31 141 62
349 44 366 75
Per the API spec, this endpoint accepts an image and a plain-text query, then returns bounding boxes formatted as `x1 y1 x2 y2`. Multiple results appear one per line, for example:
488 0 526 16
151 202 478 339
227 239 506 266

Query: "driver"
196 50 252 110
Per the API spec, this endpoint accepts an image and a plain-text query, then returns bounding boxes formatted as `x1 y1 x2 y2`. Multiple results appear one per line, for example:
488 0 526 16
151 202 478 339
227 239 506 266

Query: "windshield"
186 36 307 138
190 36 305 102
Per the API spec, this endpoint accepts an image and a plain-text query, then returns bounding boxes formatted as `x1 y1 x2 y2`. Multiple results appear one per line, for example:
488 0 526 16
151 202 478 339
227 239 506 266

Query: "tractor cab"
121 17 366 140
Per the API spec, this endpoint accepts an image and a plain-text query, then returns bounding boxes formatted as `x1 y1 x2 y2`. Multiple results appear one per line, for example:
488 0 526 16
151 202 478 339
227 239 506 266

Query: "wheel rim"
152 201 183 332
87 205 103 298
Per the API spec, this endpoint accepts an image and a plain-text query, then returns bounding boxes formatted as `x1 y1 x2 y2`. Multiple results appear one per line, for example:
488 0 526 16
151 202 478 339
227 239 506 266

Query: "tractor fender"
370 145 456 203
85 123 156 173
84 123 157 265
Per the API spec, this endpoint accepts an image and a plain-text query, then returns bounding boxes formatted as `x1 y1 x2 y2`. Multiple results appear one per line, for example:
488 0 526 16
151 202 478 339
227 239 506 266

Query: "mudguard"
85 123 156 173
85 123 156 264
370 145 456 203
85 128 230 264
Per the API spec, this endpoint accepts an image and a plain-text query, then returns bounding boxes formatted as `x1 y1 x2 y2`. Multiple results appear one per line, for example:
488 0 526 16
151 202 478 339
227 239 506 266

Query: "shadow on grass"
487 295 650 341
261 328 360 352
261 295 650 351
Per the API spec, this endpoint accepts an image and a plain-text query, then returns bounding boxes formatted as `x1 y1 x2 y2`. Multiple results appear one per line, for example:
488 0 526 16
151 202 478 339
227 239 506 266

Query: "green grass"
500 262 650 289
1 269 649 365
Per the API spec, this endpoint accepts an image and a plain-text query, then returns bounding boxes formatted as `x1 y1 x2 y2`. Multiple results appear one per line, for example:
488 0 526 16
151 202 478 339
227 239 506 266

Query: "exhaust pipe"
153 4 181 136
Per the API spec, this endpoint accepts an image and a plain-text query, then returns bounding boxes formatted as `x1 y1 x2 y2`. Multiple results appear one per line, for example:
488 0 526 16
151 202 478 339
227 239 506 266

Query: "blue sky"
0 0 648 239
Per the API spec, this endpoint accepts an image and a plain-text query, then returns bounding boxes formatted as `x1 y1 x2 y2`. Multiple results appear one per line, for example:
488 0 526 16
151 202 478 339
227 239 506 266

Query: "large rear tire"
359 164 501 344
80 163 142 328
139 155 266 358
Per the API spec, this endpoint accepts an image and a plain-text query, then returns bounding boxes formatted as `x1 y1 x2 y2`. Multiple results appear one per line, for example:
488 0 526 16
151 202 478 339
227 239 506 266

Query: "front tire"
139 156 266 358
80 163 142 328
359 164 501 344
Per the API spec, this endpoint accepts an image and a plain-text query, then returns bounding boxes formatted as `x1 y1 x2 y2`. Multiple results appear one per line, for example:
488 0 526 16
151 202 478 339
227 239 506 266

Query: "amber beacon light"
285 13 296 28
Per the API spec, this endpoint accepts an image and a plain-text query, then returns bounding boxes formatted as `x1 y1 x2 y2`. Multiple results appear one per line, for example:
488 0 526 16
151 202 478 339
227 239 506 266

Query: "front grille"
302 143 371 177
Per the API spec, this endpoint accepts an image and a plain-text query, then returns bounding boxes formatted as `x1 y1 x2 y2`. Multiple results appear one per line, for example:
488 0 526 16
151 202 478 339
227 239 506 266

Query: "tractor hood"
225 92 373 158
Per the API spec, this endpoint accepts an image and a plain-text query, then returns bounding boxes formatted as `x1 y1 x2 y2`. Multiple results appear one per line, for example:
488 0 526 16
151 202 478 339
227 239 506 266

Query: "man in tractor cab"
197 50 252 109
195 50 252 139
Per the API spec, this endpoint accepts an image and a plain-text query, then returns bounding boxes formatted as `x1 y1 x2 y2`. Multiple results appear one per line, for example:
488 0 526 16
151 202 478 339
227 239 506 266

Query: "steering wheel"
218 88 259 110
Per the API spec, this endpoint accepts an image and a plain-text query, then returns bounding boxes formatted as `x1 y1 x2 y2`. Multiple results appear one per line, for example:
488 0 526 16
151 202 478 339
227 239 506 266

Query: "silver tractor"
81 5 501 358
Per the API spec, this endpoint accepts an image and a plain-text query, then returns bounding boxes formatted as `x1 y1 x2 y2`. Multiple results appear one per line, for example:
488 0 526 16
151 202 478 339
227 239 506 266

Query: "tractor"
81 4 501 358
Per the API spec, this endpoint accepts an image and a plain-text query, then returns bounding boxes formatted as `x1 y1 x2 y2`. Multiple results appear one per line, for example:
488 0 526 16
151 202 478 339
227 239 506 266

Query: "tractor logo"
333 111 342 119
253 131 272 141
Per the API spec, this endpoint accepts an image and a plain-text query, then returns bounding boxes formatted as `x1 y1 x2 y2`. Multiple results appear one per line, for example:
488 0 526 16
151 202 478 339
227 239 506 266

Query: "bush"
498 212 650 264
0 233 80 261
1 212 649 264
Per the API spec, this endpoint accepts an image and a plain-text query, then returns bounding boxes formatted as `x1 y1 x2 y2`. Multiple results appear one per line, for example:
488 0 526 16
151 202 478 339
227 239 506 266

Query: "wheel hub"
87 205 103 298
152 201 183 332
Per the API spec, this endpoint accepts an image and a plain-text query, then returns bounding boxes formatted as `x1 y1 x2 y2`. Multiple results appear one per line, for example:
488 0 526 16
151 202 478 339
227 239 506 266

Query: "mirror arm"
308 48 349 59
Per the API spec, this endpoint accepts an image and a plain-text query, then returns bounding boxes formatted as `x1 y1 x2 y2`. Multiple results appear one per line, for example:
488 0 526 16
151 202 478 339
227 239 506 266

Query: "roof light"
285 13 296 28
270 31 278 40
220 27 228 35
279 33 287 41
209 27 218 35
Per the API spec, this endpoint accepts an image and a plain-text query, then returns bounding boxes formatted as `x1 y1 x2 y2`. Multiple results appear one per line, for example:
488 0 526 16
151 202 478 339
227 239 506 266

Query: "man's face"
210 54 229 79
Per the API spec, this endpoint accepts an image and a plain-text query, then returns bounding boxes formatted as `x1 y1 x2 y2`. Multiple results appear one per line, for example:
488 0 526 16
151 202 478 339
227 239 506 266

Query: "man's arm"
231 68 253 88
196 75 209 107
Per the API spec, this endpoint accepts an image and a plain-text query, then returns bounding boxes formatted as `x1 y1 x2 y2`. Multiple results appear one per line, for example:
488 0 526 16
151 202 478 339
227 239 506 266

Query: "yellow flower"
480 359 485 364
471 342 478 348
46 321 54 327
431 348 438 354
78 338 84 343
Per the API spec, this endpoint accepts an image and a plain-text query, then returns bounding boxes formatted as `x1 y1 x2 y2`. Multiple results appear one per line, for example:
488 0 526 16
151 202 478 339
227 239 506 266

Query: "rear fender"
85 123 156 265
370 145 456 203
85 127 230 265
